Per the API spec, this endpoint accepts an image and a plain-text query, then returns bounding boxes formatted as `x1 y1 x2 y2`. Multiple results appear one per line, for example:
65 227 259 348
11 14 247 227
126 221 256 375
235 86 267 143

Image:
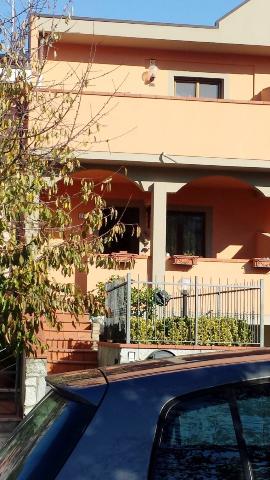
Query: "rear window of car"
149 380 270 480
0 389 95 480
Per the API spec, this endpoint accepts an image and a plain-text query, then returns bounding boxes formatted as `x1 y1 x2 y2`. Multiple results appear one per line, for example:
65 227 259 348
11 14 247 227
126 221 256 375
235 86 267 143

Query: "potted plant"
252 257 270 268
110 251 134 262
172 251 199 266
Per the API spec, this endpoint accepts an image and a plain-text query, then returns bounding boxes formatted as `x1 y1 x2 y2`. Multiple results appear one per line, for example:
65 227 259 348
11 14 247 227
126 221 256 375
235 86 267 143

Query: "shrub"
130 316 252 346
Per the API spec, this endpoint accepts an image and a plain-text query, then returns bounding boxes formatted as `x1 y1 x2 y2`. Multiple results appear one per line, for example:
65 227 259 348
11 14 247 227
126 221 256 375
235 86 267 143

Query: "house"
3 0 270 421
34 0 270 343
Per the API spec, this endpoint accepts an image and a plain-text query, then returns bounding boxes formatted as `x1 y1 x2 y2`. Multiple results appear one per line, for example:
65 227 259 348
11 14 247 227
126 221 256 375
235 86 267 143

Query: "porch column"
151 183 168 281
150 182 182 281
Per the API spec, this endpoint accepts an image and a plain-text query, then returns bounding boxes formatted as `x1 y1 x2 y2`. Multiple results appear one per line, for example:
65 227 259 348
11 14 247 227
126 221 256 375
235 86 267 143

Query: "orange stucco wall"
60 175 270 262
44 43 270 101
38 35 270 338
37 89 270 161
169 183 270 260
37 41 270 162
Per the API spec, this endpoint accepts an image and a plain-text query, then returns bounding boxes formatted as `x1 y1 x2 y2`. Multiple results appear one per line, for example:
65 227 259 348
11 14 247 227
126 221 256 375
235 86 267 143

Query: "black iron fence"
0 348 23 418
104 275 264 347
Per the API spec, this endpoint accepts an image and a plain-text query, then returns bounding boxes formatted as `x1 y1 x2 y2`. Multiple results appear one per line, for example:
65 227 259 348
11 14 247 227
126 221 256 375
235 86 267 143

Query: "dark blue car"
1 348 270 479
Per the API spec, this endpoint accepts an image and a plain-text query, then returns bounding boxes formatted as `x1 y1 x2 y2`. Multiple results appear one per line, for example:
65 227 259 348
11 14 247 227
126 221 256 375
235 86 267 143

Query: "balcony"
70 91 270 163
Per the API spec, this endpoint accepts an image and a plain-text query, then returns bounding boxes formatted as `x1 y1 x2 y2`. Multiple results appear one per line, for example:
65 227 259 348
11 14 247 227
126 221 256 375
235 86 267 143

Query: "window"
175 77 223 99
0 390 95 479
100 207 140 254
166 211 205 256
149 381 270 480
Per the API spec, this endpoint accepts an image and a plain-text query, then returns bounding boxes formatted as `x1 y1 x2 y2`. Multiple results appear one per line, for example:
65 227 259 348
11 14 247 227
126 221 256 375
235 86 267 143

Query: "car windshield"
0 389 95 480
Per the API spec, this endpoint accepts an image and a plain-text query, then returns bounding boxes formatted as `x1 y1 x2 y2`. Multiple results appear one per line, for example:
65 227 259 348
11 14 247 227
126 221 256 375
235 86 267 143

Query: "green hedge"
130 316 252 346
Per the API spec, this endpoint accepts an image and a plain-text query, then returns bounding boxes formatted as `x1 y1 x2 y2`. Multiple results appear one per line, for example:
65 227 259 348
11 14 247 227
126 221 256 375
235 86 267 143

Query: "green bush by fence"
130 316 252 346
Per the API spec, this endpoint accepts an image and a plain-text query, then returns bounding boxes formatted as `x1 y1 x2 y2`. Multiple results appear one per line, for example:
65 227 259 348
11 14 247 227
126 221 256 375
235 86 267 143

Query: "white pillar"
151 183 168 281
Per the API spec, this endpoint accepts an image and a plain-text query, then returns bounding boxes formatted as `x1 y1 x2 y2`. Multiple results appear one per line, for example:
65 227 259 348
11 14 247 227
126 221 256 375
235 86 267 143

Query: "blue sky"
68 0 244 25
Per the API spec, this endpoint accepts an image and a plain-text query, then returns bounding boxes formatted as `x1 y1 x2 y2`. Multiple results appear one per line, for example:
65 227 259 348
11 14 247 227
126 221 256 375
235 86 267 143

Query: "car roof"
47 348 270 389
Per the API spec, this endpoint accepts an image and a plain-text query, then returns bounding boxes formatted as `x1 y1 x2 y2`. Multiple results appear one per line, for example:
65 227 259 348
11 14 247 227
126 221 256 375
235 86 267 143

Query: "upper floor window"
175 77 223 99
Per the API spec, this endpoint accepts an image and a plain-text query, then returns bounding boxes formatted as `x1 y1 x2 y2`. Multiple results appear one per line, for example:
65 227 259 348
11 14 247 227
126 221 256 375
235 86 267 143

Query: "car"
1 348 270 479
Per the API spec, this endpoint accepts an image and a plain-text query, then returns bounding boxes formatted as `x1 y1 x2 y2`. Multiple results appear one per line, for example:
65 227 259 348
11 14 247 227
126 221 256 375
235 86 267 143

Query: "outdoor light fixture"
142 59 158 85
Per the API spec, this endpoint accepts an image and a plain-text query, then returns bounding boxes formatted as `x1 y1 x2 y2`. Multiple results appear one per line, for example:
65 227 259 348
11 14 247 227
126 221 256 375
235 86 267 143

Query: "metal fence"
0 348 22 418
104 275 264 347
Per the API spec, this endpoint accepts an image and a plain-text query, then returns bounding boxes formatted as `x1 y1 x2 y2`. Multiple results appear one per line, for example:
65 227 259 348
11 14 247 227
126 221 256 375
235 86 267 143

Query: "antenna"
10 0 16 35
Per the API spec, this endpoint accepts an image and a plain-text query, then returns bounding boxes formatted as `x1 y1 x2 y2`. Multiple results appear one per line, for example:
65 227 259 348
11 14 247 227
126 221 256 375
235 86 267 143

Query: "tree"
0 1 136 354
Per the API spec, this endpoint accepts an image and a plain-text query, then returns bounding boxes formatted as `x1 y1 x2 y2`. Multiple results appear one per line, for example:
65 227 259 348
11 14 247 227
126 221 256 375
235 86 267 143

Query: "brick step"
47 350 98 363
48 358 97 365
47 351 97 359
46 341 97 351
43 313 99 374
46 337 95 345
45 332 93 340
48 348 96 353
42 322 91 329
47 362 97 374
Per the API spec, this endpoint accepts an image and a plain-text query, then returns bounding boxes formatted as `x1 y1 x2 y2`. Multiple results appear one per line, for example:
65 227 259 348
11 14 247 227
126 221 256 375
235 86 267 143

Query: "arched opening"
167 175 268 260
69 168 150 255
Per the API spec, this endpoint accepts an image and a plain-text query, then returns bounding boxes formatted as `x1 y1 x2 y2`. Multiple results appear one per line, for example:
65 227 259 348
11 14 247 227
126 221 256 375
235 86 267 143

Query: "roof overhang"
37 1 270 56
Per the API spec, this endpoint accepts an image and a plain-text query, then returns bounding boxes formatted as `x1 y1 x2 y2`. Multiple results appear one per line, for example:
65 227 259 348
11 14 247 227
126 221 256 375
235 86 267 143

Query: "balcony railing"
69 91 270 161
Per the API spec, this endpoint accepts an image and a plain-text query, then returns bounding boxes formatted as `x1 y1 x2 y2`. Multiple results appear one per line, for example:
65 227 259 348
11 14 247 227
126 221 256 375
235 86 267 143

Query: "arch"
174 172 266 196
72 166 145 192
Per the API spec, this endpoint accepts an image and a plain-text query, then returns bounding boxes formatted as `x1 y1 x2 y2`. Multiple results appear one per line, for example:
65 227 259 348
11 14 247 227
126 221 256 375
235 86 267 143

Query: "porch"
61 166 270 343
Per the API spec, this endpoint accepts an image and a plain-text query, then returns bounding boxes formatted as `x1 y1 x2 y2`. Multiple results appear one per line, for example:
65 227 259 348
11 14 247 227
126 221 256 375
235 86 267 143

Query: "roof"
47 348 270 389
36 1 270 56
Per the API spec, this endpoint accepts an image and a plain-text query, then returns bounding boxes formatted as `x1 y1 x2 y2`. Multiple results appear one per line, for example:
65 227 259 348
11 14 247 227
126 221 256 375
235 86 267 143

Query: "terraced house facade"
34 0 270 341
4 0 270 423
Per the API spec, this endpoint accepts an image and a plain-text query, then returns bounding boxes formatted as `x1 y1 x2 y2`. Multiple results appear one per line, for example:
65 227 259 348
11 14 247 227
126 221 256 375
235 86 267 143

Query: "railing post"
260 279 264 347
194 276 199 345
217 287 221 319
182 290 188 318
126 273 132 344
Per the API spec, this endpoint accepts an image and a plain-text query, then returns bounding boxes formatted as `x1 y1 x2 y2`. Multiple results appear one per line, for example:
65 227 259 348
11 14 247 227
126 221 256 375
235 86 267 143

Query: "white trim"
75 150 270 172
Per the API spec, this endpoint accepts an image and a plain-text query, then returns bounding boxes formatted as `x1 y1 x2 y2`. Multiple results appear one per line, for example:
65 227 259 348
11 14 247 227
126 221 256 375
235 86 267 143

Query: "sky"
1 1 245 27
68 0 245 25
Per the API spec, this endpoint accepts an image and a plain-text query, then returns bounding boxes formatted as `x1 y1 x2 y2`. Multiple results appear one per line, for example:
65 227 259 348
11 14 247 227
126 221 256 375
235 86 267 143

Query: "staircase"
43 313 99 374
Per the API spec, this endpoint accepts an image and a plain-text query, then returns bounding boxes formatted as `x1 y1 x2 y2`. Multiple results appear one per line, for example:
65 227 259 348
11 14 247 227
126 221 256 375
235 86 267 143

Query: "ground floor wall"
98 342 259 366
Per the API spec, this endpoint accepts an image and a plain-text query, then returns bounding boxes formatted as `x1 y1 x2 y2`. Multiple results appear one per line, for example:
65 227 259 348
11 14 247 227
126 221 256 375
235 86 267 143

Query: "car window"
0 390 95 480
150 392 244 480
235 383 270 479
149 381 270 480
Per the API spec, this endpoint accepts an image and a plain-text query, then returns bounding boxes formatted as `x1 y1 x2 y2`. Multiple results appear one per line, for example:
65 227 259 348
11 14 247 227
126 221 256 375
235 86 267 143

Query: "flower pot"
172 255 199 266
252 258 270 268
111 251 134 262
